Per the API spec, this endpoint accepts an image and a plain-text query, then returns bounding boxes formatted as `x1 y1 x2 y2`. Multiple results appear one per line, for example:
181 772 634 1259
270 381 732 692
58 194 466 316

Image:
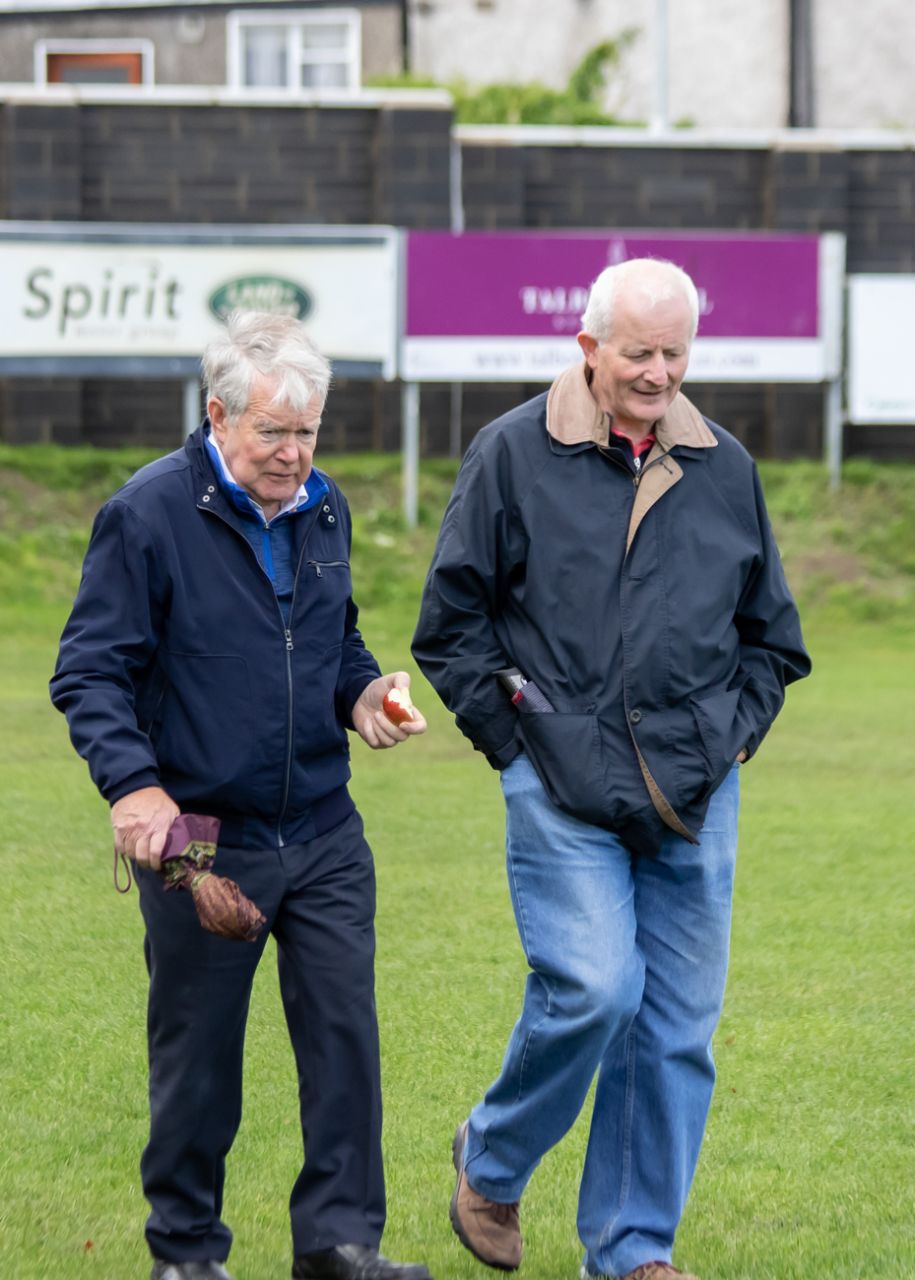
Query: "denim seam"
506 829 530 960
515 982 555 1104
507 829 556 1103
598 1024 637 1257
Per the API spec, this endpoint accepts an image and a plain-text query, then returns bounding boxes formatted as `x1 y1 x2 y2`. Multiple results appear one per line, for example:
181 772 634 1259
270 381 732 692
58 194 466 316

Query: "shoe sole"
449 1123 519 1273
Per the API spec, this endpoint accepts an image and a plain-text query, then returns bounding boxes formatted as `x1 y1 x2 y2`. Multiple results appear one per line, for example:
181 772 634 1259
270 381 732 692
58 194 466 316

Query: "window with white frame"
34 39 154 86
227 9 361 92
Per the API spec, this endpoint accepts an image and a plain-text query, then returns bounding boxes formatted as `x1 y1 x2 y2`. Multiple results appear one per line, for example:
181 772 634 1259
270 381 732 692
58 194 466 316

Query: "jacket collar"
545 360 717 452
187 421 328 525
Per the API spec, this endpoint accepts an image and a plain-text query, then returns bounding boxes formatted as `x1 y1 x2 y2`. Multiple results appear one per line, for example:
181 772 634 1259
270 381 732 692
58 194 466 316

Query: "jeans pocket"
517 711 605 823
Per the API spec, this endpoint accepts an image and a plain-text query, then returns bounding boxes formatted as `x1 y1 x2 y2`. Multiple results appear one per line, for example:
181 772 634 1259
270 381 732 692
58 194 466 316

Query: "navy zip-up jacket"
413 365 811 857
50 424 380 849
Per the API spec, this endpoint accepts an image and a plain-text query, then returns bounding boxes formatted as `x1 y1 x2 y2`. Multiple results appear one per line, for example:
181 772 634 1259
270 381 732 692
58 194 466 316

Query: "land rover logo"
209 277 312 321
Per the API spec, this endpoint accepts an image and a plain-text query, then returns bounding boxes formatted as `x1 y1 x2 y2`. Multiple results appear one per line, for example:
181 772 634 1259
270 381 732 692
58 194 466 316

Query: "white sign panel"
402 336 831 383
847 275 915 424
0 227 399 378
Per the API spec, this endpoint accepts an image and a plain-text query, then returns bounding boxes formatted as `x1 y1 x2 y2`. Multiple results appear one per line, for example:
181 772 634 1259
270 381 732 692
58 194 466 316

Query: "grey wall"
1 98 913 458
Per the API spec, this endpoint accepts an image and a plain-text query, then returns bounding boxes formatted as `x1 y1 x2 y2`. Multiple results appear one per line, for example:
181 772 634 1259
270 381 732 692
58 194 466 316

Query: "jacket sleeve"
49 500 168 803
732 465 812 759
412 435 524 767
332 489 383 723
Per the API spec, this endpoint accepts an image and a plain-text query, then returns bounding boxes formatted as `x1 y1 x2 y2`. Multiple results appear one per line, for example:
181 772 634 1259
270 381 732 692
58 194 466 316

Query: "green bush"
370 34 643 126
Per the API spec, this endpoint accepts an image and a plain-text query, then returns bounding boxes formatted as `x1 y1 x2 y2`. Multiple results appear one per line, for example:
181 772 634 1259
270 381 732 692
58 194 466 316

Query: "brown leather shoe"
449 1122 522 1271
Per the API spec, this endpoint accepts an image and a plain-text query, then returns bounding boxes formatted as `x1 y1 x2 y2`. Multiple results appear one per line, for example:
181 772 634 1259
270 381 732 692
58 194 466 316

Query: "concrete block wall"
1 98 914 459
846 150 915 272
0 99 453 449
2 103 82 220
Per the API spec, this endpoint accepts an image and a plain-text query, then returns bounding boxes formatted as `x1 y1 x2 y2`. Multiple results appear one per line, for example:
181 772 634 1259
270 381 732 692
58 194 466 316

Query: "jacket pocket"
300 560 352 639
516 711 606 824
298 641 348 751
690 687 744 789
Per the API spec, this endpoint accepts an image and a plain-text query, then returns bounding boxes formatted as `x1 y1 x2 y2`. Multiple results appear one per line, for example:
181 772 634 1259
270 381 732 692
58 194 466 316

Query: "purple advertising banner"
401 230 841 383
406 231 819 339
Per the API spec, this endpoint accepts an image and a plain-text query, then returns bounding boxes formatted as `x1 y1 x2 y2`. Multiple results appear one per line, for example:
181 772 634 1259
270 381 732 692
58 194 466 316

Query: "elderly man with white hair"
413 259 810 1280
52 312 432 1280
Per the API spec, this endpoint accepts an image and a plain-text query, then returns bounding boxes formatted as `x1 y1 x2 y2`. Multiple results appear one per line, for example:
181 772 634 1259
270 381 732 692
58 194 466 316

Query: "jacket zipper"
275 531 327 846
277 617 296 848
199 501 321 847
307 559 348 578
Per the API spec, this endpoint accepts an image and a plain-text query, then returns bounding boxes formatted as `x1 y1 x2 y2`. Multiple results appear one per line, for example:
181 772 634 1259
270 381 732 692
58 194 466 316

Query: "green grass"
1 451 913 1278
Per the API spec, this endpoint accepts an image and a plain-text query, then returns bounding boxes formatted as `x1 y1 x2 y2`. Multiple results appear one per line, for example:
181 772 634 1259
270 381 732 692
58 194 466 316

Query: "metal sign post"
401 379 420 530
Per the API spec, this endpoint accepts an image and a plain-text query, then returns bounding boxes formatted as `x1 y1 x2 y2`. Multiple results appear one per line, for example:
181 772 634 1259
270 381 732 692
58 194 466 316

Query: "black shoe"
292 1244 434 1280
150 1262 234 1280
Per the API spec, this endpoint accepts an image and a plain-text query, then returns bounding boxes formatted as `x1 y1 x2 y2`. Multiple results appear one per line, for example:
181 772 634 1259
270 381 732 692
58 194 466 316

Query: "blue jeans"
462 754 739 1278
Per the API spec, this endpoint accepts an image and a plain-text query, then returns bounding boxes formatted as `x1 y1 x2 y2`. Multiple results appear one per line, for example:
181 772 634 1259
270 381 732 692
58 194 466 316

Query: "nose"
275 434 300 462
643 353 668 385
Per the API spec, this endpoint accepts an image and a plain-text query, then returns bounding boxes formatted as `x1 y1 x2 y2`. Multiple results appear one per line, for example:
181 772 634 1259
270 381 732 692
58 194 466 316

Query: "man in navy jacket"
413 260 810 1280
52 311 433 1280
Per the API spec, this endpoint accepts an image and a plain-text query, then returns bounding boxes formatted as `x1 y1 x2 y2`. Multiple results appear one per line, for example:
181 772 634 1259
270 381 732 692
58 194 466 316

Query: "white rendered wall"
409 0 915 130
815 0 915 128
409 0 786 128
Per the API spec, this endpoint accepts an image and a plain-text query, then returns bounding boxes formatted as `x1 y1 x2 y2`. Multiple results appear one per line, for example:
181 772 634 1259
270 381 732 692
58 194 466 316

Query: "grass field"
1 449 913 1279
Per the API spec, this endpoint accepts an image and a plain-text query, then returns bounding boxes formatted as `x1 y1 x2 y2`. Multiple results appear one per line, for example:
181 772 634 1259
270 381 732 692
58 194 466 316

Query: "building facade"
0 1 404 90
409 0 915 132
0 0 913 458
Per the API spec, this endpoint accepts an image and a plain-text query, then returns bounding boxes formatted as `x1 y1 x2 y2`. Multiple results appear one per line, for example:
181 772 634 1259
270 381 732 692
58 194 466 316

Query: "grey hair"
580 258 700 343
201 310 332 420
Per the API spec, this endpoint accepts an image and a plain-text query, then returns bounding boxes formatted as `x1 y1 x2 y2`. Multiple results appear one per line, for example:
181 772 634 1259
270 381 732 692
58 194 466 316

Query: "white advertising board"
847 275 915 424
0 224 400 378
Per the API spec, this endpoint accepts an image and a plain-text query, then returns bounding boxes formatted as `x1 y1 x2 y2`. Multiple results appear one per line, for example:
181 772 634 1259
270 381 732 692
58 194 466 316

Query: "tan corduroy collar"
545 360 717 452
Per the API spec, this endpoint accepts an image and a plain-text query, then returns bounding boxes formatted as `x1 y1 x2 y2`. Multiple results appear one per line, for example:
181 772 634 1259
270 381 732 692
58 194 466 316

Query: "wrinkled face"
578 290 693 439
208 374 321 519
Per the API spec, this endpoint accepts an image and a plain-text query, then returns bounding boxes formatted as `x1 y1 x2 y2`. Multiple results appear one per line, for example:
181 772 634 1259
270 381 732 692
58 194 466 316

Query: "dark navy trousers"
135 810 385 1264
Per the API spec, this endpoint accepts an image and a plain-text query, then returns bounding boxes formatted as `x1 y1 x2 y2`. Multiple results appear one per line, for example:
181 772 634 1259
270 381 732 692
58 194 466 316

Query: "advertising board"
403 230 844 384
847 275 915 424
0 224 400 379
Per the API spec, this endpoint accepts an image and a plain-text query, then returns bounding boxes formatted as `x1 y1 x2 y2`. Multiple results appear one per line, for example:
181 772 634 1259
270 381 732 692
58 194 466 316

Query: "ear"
577 332 599 366
207 397 229 441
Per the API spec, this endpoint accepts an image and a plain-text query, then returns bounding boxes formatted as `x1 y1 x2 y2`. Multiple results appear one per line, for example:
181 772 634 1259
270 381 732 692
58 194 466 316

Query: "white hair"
580 258 700 343
201 310 332 420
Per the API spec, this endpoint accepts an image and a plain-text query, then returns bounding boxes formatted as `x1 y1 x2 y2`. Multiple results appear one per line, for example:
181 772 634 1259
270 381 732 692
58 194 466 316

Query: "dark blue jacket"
50 425 380 848
412 366 811 857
